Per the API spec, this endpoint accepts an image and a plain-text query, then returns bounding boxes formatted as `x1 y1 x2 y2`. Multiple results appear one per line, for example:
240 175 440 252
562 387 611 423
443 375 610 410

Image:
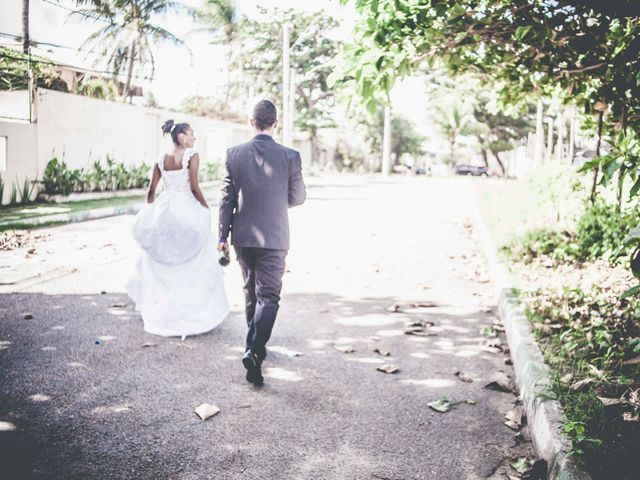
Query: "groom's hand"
217 241 228 252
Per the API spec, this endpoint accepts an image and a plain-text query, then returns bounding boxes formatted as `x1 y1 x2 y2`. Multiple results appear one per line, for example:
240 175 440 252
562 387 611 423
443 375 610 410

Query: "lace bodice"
159 148 196 193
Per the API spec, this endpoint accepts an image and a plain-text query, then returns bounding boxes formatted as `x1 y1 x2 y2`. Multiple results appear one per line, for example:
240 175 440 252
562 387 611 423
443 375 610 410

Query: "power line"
0 30 117 60
39 0 112 24
0 51 153 81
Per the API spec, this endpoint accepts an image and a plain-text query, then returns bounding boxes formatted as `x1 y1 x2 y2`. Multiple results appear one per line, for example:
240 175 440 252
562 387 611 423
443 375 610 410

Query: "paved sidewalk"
0 175 534 479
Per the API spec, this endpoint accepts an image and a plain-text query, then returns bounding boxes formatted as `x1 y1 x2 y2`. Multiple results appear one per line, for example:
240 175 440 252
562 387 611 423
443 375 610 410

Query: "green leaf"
428 399 452 413
620 283 640 301
510 457 528 474
514 26 532 42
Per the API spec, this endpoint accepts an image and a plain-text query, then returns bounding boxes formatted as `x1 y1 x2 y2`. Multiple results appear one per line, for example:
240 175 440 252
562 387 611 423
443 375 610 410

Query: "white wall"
0 120 38 204
0 90 31 121
35 89 253 171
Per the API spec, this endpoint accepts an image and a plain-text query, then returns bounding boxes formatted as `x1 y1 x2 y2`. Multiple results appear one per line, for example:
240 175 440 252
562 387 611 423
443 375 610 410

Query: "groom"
218 100 306 385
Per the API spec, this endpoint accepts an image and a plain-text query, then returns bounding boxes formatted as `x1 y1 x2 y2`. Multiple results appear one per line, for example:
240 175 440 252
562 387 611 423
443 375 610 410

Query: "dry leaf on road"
333 345 355 354
454 371 473 383
373 348 391 357
377 364 399 374
195 403 220 421
484 372 513 393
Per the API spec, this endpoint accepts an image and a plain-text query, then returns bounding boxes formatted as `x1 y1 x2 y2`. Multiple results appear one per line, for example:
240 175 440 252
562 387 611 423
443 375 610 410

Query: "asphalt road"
0 175 534 480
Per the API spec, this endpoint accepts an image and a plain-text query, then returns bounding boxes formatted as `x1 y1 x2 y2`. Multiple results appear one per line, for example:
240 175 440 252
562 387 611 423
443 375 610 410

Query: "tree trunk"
124 40 136 103
22 0 29 54
491 150 506 177
476 136 489 168
590 110 604 204
617 106 627 212
224 45 232 104
309 129 319 166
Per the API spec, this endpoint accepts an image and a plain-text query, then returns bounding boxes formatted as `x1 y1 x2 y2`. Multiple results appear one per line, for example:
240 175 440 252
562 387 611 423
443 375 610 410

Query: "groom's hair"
252 100 277 131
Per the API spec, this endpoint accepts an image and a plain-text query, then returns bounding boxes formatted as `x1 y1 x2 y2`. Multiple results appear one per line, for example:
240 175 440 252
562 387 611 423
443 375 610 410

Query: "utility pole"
289 69 296 146
282 23 291 147
22 0 33 122
556 112 565 162
568 107 576 162
382 106 392 175
534 99 544 166
546 117 553 163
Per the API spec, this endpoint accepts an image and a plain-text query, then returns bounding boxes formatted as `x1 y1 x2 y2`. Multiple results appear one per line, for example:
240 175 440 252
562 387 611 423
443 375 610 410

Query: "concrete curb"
0 202 145 229
472 204 592 480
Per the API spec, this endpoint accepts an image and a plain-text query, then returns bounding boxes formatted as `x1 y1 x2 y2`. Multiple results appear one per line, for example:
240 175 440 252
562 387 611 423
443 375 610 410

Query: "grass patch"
0 196 145 224
522 286 640 480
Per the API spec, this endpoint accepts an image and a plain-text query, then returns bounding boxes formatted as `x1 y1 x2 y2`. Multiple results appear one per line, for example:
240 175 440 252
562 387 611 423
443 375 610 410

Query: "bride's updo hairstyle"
162 119 191 145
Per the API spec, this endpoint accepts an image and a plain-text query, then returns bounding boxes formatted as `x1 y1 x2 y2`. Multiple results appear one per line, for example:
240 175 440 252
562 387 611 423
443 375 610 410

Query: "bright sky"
0 0 357 107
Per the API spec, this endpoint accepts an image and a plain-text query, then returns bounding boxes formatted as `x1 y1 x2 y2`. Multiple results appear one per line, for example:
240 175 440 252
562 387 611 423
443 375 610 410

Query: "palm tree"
22 0 30 54
192 0 238 103
73 1 188 102
436 104 473 165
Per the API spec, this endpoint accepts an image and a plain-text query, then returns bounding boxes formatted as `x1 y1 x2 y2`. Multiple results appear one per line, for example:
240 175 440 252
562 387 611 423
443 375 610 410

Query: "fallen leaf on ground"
454 371 473 383
373 348 390 357
505 408 523 429
560 373 573 384
597 396 623 408
570 378 595 391
377 364 399 374
510 457 529 474
23 313 33 320
194 403 220 421
428 399 452 413
385 303 403 313
27 248 36 254
406 321 423 327
480 326 498 337
404 328 437 337
96 335 116 342
479 346 501 354
333 345 355 354
504 409 522 431
268 346 303 357
409 301 438 308
622 357 640 366
484 372 513 393
142 342 157 348
465 399 476 405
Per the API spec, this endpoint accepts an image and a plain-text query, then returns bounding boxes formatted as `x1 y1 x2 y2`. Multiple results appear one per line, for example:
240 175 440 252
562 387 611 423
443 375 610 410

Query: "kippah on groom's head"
252 100 277 131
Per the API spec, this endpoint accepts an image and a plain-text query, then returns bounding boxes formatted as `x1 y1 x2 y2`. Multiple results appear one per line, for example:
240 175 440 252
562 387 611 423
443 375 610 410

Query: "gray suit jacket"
218 134 306 250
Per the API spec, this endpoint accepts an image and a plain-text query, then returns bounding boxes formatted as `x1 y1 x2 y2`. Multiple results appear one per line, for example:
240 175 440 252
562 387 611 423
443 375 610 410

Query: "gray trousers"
234 247 287 354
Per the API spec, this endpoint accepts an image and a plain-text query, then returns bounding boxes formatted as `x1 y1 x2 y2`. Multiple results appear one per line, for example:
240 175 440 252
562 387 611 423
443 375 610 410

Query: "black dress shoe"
242 350 264 385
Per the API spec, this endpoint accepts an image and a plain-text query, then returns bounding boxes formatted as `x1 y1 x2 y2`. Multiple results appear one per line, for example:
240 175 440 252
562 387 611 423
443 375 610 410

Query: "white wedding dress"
126 148 229 337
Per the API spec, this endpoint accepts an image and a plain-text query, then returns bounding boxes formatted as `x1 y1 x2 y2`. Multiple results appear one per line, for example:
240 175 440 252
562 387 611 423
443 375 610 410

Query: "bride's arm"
188 153 209 208
147 164 161 203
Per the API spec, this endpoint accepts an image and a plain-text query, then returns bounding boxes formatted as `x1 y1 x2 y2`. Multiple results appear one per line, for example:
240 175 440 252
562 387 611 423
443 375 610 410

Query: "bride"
126 120 229 338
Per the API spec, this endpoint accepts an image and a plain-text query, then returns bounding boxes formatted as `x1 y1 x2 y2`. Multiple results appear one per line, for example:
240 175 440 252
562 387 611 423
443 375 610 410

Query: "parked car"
454 165 489 176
